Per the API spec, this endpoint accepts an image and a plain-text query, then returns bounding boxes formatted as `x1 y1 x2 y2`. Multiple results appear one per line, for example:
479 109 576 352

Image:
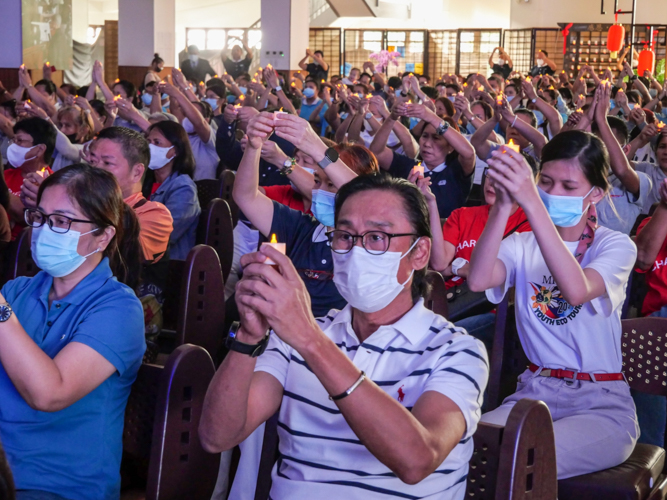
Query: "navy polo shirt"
0 258 145 500
223 56 252 79
492 63 512 79
270 200 346 317
388 152 473 219
214 116 294 186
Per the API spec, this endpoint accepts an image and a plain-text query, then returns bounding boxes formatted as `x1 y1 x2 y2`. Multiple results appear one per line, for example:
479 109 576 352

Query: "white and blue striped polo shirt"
255 298 489 499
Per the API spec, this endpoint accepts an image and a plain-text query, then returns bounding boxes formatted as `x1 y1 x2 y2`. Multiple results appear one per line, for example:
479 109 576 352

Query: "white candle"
261 234 286 266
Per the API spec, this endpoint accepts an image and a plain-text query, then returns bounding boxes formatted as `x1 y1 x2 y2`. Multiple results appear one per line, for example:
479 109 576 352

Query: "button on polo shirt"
255 299 489 499
0 258 146 500
388 151 474 219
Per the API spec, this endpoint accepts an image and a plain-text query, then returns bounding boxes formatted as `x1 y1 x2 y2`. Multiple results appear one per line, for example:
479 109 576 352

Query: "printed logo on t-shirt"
456 239 476 252
652 258 667 272
529 276 582 326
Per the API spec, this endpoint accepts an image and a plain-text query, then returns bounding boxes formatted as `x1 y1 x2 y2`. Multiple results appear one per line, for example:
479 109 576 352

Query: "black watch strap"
225 321 270 357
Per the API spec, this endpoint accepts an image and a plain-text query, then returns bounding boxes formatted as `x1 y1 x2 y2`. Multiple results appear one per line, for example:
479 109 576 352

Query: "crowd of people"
0 39 666 499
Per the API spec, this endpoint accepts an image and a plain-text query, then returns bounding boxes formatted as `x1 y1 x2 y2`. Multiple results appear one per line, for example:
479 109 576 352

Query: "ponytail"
109 204 142 290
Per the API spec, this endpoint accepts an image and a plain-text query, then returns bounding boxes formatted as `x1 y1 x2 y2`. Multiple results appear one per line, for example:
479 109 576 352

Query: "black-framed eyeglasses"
24 208 95 234
326 229 418 255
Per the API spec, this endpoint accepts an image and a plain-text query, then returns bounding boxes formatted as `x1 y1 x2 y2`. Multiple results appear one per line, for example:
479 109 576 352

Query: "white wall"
510 0 665 29
88 0 118 26
0 0 22 67
72 0 90 42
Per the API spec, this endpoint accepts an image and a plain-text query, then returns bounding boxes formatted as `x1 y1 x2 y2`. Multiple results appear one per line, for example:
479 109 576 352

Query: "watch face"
0 305 11 322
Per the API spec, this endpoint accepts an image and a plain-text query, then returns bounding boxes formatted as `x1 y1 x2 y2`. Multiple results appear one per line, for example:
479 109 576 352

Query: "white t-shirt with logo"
486 227 636 373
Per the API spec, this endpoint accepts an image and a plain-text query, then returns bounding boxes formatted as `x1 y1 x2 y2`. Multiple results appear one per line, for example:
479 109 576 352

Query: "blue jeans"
454 312 496 355
631 305 667 447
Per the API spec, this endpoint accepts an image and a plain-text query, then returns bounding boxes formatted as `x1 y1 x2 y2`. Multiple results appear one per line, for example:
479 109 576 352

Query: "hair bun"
154 53 160 58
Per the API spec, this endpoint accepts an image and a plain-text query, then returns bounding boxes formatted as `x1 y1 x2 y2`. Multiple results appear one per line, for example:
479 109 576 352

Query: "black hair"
113 79 140 107
60 83 78 96
350 67 361 75
0 99 17 119
334 172 432 300
515 108 537 128
206 85 226 99
304 79 321 92
540 130 610 192
444 83 461 92
541 88 557 102
37 163 142 289
626 89 642 105
420 74 431 83
193 100 213 121
13 117 56 164
89 99 109 124
206 77 225 89
505 83 519 95
35 79 57 96
187 45 199 53
360 72 372 81
314 50 324 57
435 81 445 88
591 116 628 145
152 53 164 66
420 86 438 100
387 76 402 90
76 85 89 97
559 87 573 102
471 100 493 121
147 121 195 178
96 127 150 170
540 50 549 57
653 133 667 153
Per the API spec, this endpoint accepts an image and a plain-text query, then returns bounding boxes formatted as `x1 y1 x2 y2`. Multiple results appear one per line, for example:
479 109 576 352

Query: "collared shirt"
388 152 474 219
270 201 346 317
0 258 145 500
255 299 488 500
150 172 201 260
223 55 252 79
124 192 173 262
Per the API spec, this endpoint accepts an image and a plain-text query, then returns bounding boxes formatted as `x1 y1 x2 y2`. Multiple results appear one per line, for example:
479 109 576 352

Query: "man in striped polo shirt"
201 174 489 499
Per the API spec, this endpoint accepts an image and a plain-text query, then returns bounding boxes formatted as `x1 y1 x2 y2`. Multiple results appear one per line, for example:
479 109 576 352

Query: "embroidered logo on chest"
438 180 447 186
397 385 406 403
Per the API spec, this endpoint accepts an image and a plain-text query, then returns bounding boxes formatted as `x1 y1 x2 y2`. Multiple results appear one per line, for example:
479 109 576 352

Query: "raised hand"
246 112 275 149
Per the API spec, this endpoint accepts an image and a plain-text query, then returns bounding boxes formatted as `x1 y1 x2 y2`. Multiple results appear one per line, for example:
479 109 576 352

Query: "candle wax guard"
261 242 286 265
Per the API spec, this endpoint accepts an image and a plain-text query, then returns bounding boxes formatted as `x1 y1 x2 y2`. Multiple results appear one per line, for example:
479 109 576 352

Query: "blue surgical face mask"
303 88 316 98
226 94 237 103
447 96 456 102
533 109 545 127
610 100 617 110
239 86 248 95
204 97 219 108
538 186 595 227
31 225 100 278
507 95 515 102
628 102 637 110
311 189 336 227
141 93 153 106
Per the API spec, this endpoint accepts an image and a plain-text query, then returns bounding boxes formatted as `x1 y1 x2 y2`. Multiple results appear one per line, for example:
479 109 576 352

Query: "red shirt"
442 204 531 288
637 217 667 316
151 182 162 195
263 185 311 215
5 167 53 240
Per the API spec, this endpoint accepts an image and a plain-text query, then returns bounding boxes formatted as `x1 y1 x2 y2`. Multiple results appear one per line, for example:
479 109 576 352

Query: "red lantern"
607 24 625 58
638 47 655 75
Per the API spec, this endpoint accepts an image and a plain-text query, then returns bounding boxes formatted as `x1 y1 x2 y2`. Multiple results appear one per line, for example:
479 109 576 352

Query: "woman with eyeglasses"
0 163 146 500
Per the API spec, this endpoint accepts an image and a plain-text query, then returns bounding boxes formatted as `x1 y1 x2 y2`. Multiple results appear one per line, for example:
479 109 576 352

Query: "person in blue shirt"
0 163 146 500
298 80 329 137
232 112 377 317
143 120 201 260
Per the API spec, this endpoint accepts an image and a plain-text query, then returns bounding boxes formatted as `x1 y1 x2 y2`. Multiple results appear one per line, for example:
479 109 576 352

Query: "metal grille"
533 28 564 76
503 29 533 75
457 29 502 77
343 29 380 77
632 26 667 67
309 28 342 78
427 30 458 79
385 30 427 77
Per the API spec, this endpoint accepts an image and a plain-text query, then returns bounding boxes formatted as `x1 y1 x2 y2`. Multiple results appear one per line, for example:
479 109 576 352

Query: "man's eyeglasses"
24 208 95 234
326 229 418 255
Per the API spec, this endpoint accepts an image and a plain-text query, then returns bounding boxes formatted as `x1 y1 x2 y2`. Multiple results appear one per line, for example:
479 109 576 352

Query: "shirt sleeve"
485 233 519 304
71 290 146 376
585 231 637 316
270 200 316 254
442 208 462 246
423 333 489 439
630 171 653 207
136 202 174 261
254 332 291 387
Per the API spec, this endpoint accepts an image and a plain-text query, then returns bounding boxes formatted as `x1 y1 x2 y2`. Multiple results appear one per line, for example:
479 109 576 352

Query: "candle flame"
279 107 283 112
46 61 50 66
41 167 46 173
477 86 484 92
239 94 245 100
214 74 218 78
507 139 520 152
200 81 204 85
291 82 296 86
321 79 325 84
270 233 278 244
115 78 120 83
366 93 372 99
463 83 468 87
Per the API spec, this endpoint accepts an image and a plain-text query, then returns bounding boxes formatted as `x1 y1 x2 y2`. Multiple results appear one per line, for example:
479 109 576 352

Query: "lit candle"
496 94 503 105
506 139 520 152
35 167 49 179
365 93 373 99
658 122 665 130
477 86 484 92
526 76 532 82
412 162 424 176
261 233 286 265
214 74 218 78
200 81 204 86
115 78 120 83
321 79 326 84
46 61 50 66
274 107 287 123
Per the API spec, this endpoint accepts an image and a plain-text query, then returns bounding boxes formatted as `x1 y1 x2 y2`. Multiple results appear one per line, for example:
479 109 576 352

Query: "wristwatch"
317 147 339 169
274 86 283 92
531 98 537 103
436 120 450 136
364 112 373 120
280 157 296 176
225 322 270 357
0 303 13 323
451 258 469 277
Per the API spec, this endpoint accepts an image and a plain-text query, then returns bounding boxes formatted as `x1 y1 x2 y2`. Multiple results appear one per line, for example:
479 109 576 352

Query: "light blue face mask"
610 100 617 110
533 109 545 127
538 186 594 227
141 93 153 106
447 96 456 102
239 86 248 95
31 225 100 278
340 112 349 120
204 97 219 108
507 95 515 102
226 94 237 103
311 189 336 227
628 102 637 110
303 88 316 98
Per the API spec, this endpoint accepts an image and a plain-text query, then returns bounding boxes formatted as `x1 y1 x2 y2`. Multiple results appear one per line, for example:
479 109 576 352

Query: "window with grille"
309 28 341 77
503 29 532 75
185 28 262 52
458 30 503 76
428 30 458 78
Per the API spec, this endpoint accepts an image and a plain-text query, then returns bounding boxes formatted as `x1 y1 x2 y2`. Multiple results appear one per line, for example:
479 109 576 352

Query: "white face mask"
148 143 174 170
7 143 35 168
536 58 545 67
182 117 195 134
333 238 420 313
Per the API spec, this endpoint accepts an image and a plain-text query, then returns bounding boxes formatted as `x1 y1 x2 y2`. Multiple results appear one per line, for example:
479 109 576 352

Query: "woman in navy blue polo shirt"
0 163 146 500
